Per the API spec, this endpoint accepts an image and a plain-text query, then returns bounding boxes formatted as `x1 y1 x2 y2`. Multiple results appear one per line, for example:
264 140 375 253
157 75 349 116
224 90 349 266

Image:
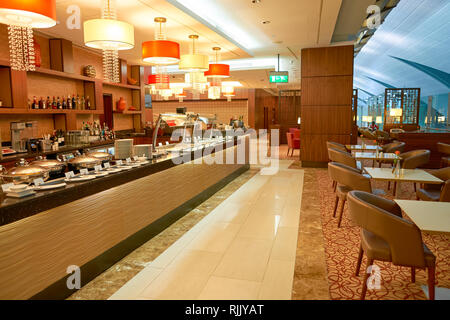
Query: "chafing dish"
68 154 102 171
1 159 50 185
32 157 67 178
87 151 113 162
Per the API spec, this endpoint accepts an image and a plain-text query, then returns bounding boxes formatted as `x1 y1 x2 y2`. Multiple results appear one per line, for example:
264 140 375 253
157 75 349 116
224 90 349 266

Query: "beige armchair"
377 141 406 167
326 141 348 153
328 162 373 228
416 167 450 202
437 142 450 168
391 149 431 194
328 147 362 172
347 190 436 300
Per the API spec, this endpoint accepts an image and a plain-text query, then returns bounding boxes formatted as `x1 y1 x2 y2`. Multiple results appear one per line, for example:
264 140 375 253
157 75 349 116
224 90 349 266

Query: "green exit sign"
269 71 289 83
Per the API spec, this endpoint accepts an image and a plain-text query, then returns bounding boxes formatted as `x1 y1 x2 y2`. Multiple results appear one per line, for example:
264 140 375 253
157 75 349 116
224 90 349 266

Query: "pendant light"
84 0 135 83
0 0 57 71
143 17 179 99
180 34 209 98
142 17 180 65
179 35 208 71
205 47 230 100
204 47 230 78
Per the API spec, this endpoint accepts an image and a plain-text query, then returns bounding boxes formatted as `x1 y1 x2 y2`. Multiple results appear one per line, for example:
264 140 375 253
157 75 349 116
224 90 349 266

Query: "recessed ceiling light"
252 0 261 3
262 20 271 24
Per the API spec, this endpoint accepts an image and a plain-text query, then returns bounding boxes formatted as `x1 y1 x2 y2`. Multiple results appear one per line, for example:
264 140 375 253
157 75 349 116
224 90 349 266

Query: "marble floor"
109 160 304 300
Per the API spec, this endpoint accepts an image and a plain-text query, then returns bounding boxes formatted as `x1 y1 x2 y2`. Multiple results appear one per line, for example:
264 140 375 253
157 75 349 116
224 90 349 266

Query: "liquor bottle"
80 96 86 110
62 97 67 109
42 97 47 109
72 94 77 110
85 96 91 110
77 95 82 110
67 95 72 109
38 97 44 109
46 97 51 109
57 97 62 109
31 96 37 109
52 96 57 109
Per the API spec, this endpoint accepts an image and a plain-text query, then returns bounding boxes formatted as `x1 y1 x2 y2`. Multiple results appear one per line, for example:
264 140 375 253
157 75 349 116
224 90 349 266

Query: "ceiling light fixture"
84 0 135 83
142 17 180 65
0 0 57 71
205 47 230 100
179 34 209 98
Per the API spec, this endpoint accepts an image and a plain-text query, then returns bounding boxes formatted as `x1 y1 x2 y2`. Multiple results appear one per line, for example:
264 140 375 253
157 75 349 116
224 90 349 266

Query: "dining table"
346 144 382 152
395 199 450 300
395 200 450 235
354 152 400 167
364 168 443 198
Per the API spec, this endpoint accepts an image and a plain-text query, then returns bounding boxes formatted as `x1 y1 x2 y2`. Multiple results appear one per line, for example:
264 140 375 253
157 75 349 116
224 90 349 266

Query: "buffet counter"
0 139 115 167
0 136 250 300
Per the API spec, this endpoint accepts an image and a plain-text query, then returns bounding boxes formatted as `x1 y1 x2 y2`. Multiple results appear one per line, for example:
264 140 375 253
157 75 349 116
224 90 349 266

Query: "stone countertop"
0 139 240 226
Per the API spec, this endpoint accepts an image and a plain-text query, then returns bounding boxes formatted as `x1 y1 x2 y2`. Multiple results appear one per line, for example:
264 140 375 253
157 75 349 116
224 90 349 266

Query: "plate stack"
133 144 152 159
6 185 36 198
115 139 134 160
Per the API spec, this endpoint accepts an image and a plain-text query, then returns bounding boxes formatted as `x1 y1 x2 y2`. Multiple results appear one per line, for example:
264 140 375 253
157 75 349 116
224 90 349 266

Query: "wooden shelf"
103 81 141 90
0 108 103 115
113 110 142 115
30 67 97 82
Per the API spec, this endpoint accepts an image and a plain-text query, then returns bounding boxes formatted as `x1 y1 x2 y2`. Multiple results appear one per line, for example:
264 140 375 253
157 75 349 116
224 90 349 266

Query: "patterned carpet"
316 166 450 300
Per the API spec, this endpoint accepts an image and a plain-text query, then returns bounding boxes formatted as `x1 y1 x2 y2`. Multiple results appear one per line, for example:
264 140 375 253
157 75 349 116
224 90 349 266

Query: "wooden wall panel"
301 105 352 135
301 46 354 77
301 134 351 162
300 45 354 166
301 76 353 106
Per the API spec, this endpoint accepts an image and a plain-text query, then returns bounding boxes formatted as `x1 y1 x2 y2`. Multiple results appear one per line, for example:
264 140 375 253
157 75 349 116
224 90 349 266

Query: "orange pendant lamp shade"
148 74 170 89
143 40 180 65
0 0 56 28
205 63 230 78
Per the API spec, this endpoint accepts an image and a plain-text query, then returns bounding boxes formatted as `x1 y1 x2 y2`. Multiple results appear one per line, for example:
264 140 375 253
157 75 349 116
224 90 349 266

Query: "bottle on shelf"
38 97 44 109
42 97 47 109
52 96 57 109
77 95 81 110
85 96 91 110
57 97 62 109
67 95 72 109
62 97 67 109
31 96 37 109
80 96 85 110
72 94 77 110
46 96 51 110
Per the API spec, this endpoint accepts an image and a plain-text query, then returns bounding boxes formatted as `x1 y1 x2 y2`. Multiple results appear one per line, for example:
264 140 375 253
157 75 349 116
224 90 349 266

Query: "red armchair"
286 132 300 157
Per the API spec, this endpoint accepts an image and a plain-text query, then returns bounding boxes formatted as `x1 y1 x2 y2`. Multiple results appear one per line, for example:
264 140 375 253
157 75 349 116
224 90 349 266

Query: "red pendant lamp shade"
0 0 57 28
142 40 180 65
148 74 170 89
204 63 230 78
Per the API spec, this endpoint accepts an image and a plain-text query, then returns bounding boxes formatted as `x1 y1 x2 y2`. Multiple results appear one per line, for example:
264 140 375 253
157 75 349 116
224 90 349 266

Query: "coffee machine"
10 122 27 153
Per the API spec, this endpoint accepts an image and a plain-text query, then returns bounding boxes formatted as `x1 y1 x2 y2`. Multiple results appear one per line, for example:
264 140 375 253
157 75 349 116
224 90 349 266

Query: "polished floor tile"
213 236 273 282
198 276 261 300
112 167 305 300
258 259 295 300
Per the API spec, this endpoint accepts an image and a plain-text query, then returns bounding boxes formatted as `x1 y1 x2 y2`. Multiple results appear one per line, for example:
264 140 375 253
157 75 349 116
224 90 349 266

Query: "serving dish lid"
5 159 49 177
87 151 112 159
68 155 102 165
33 159 65 168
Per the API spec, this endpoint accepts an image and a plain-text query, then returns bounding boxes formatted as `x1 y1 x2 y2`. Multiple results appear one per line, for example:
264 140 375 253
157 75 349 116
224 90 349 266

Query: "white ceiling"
37 0 349 88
